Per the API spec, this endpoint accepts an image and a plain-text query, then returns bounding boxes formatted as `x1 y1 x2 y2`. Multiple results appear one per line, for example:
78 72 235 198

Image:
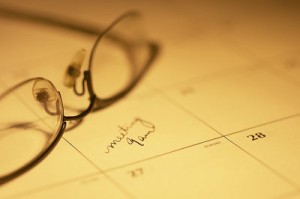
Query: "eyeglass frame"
0 7 159 185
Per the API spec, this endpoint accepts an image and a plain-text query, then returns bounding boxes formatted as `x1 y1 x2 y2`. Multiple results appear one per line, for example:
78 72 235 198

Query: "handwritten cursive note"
104 118 156 153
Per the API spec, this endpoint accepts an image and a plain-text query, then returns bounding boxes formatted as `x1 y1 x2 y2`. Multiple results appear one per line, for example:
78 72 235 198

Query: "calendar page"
0 1 299 199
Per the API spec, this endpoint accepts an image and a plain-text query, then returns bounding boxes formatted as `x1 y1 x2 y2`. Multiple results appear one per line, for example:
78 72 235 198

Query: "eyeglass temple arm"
0 121 57 137
0 4 102 35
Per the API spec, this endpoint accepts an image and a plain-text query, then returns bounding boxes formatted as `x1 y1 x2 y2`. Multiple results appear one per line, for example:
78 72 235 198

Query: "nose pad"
63 49 86 88
32 79 61 116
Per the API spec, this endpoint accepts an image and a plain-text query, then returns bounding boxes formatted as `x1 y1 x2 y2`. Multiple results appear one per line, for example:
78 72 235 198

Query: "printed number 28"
247 132 266 141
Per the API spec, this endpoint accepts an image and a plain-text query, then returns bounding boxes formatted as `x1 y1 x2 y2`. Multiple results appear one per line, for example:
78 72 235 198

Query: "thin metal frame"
0 7 159 185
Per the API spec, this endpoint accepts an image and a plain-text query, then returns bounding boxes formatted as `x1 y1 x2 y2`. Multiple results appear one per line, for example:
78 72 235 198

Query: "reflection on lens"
0 78 63 178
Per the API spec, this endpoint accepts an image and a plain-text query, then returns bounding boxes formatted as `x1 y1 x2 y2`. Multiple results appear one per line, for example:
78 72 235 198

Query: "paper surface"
0 1 300 198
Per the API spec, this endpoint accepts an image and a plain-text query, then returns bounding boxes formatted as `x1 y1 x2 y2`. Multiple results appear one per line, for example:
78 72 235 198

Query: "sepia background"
0 1 300 198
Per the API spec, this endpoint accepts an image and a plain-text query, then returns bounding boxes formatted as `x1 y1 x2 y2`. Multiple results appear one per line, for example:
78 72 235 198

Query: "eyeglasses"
0 9 159 185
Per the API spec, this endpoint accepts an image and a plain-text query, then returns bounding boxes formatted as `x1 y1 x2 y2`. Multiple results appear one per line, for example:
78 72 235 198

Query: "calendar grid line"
3 109 300 199
157 90 300 190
